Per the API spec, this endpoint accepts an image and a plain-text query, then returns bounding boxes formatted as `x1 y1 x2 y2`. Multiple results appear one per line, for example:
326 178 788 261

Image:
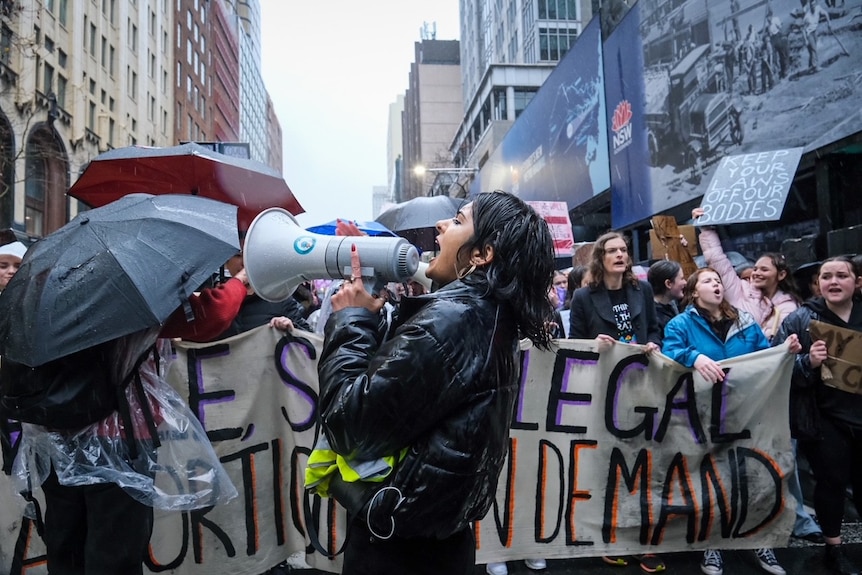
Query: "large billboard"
478 17 610 207
604 0 862 228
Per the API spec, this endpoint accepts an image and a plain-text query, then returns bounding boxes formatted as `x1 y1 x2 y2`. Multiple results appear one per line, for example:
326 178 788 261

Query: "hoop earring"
457 264 476 279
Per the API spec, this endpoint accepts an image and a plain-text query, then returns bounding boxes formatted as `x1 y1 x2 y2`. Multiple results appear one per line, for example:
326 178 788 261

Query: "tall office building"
386 95 404 203
401 39 462 200
452 0 591 169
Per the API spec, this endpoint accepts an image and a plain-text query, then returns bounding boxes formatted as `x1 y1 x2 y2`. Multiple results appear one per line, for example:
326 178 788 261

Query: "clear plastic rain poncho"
11 327 237 511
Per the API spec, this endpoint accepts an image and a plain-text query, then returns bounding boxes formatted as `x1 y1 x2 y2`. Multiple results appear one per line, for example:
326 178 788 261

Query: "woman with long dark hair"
316 191 556 575
773 256 862 575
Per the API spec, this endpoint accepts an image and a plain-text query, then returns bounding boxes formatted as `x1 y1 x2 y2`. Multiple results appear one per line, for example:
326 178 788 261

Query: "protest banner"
526 201 575 257
809 320 862 394
0 331 796 575
695 148 803 226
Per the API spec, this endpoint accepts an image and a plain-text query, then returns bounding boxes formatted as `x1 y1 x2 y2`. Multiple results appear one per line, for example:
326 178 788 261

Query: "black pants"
800 417 862 538
42 470 153 575
341 518 476 575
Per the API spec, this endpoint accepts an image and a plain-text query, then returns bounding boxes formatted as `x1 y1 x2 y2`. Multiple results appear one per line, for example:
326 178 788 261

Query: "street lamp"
413 165 479 177
412 165 479 198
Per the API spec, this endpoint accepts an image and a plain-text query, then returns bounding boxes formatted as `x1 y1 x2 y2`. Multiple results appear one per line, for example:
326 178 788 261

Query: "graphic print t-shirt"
608 288 635 343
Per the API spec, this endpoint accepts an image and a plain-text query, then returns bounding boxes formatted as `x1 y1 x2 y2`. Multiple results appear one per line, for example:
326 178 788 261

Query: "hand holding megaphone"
330 245 385 314
243 208 419 302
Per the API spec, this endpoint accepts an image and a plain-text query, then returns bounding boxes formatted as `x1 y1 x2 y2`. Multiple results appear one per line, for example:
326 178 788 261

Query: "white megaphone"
244 208 420 302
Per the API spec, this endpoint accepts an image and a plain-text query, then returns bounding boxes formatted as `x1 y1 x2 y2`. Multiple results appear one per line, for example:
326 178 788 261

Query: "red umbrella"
68 142 304 230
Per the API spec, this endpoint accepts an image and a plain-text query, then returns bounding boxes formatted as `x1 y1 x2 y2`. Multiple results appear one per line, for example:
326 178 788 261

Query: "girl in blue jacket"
663 267 799 575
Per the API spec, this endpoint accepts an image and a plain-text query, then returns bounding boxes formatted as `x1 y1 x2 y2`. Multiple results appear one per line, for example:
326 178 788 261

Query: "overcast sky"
259 1 460 227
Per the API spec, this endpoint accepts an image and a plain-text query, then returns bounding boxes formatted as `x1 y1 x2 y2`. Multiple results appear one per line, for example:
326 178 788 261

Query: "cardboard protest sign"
695 148 803 226
649 216 698 278
809 320 862 394
1 332 796 575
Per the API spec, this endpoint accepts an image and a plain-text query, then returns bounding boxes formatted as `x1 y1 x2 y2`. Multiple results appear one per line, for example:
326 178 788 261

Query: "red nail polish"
351 244 356 252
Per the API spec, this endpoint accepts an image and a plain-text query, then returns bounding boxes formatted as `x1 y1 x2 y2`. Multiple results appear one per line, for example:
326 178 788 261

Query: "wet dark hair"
682 267 739 322
757 252 802 305
588 232 637 288
564 264 588 309
458 191 556 349
647 260 682 296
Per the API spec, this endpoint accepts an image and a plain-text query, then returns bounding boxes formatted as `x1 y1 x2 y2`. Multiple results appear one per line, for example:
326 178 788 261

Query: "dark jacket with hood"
772 296 862 439
318 279 519 539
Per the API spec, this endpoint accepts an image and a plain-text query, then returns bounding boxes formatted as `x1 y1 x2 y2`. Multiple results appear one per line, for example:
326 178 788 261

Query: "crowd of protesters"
1 195 860 575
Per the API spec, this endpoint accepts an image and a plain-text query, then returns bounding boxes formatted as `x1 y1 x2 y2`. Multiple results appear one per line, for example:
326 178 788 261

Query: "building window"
100 35 106 68
538 0 579 20
538 26 578 61
90 24 97 55
129 22 137 53
88 100 96 130
24 151 45 236
57 0 69 28
43 63 54 93
109 45 115 75
57 48 66 68
57 74 66 108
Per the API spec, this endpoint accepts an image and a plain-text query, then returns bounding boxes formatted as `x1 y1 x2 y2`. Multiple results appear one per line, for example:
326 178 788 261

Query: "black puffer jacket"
773 297 862 439
318 280 519 539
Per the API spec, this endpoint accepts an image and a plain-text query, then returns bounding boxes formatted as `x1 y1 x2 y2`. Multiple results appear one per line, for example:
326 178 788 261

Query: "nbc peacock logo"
611 100 633 154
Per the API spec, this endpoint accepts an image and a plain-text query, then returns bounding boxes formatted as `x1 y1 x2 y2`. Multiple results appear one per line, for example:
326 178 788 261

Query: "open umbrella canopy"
374 196 464 251
68 142 304 230
0 194 240 367
306 219 397 237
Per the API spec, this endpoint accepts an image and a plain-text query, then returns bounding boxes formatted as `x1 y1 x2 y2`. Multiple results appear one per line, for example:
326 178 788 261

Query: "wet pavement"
273 521 862 574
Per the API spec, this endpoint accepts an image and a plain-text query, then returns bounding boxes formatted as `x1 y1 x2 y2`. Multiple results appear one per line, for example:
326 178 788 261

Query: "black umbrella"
0 194 240 367
375 196 464 251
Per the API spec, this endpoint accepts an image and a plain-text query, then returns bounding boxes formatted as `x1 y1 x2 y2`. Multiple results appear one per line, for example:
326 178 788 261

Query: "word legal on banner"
0 330 797 575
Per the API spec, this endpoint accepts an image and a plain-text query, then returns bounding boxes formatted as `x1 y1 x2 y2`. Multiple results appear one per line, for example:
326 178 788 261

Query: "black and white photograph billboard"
603 0 862 227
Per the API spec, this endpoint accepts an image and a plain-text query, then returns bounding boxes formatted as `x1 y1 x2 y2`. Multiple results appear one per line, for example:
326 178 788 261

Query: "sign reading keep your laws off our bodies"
696 148 803 226
1 328 797 575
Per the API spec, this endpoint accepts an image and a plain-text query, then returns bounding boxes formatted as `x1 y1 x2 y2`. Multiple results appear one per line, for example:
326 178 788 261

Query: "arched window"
24 123 68 236
0 112 14 229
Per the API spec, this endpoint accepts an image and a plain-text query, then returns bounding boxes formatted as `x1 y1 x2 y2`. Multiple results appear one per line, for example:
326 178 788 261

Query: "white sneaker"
486 562 508 575
754 548 786 575
701 549 723 575
525 558 547 570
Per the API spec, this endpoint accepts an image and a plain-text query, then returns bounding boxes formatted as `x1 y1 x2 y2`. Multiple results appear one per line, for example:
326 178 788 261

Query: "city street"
275 522 862 575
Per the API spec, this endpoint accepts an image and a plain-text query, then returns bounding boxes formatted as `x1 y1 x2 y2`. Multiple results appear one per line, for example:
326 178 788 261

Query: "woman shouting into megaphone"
313 191 556 575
